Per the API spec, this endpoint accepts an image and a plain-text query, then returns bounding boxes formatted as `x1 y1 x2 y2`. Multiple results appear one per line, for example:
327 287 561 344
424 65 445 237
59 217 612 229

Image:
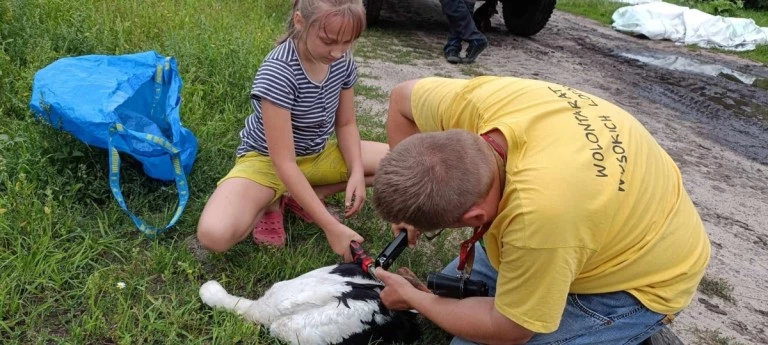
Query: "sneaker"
462 39 488 64
444 46 461 64
443 39 462 64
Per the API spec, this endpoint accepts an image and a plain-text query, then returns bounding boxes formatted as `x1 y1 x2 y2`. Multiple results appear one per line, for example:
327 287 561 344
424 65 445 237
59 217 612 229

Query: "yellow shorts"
219 141 349 203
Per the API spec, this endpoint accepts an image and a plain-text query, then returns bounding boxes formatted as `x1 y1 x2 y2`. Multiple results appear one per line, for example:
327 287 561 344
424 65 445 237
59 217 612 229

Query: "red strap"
481 133 507 162
457 224 490 272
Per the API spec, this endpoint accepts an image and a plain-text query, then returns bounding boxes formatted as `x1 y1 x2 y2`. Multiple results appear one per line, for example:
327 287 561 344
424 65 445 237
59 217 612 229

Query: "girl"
197 0 388 262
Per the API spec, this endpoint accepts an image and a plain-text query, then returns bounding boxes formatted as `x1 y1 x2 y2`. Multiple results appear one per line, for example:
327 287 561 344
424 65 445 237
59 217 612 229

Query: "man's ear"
460 206 489 228
293 11 304 31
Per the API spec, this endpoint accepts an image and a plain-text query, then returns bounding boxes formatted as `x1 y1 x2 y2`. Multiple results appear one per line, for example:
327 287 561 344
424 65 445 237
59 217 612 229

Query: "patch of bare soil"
354 1 768 344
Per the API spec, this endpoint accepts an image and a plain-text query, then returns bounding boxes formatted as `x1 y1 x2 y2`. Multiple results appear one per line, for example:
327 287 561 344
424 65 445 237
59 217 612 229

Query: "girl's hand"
326 223 364 262
391 223 421 248
344 171 366 218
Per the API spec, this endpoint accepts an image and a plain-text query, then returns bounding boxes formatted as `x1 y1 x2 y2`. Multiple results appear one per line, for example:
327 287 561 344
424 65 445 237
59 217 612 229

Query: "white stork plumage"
200 263 421 345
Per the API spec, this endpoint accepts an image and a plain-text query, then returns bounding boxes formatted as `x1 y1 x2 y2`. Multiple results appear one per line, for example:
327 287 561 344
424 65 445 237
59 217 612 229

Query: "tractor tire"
501 0 556 37
364 0 384 26
640 326 685 345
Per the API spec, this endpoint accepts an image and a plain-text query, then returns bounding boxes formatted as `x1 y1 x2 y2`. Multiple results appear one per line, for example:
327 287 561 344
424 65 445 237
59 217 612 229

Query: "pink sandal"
252 210 286 247
281 195 341 223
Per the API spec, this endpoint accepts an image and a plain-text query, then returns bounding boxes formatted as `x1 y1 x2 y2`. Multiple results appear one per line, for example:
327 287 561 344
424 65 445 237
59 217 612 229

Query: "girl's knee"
361 141 389 174
196 217 242 253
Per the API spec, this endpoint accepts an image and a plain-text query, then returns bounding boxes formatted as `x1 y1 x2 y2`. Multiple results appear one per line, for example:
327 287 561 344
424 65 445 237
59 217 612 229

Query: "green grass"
698 275 736 303
0 1 456 343
459 63 490 78
556 0 626 25
356 82 389 102
556 0 768 65
691 327 746 345
357 112 389 143
356 28 439 64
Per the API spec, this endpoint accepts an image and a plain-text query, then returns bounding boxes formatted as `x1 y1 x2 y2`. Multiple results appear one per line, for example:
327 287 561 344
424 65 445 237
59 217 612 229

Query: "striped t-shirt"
237 39 358 157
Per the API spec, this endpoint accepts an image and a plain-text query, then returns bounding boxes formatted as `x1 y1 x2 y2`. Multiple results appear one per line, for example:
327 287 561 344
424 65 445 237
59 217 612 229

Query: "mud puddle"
617 51 768 90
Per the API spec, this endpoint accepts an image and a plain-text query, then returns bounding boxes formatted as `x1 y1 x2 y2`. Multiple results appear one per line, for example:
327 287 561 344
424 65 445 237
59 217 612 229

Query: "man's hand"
376 267 420 310
325 223 364 262
344 171 366 218
391 223 420 248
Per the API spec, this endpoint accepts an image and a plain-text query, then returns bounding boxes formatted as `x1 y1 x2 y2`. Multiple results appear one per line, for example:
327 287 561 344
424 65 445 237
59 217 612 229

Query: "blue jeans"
443 244 668 345
440 0 486 43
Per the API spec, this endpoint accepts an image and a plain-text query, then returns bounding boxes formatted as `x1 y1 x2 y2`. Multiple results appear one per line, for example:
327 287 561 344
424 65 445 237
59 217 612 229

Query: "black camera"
426 272 489 299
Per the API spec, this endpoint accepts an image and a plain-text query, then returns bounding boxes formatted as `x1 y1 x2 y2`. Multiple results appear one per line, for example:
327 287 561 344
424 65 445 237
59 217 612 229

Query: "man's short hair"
372 129 495 231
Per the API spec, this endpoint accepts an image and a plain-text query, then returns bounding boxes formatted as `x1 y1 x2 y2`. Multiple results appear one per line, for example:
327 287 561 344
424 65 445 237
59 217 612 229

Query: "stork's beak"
367 263 380 282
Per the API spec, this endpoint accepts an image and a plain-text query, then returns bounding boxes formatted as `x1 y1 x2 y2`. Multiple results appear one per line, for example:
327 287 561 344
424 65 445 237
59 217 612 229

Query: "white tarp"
612 2 768 51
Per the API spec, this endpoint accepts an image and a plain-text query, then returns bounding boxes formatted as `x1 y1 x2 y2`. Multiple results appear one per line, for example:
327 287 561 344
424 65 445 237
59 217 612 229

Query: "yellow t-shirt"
411 77 710 333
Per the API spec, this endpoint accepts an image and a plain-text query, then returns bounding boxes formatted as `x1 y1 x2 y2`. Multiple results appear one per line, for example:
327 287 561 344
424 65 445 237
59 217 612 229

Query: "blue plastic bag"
29 51 198 237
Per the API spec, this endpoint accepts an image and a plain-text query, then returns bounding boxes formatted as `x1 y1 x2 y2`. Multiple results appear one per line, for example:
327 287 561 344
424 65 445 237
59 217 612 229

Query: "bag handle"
108 123 189 238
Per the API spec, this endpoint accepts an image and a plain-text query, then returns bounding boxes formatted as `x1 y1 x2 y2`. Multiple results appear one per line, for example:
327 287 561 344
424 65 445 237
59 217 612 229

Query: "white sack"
612 2 768 51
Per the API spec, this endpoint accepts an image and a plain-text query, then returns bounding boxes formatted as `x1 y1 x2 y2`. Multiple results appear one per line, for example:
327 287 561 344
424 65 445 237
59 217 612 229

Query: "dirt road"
354 1 768 344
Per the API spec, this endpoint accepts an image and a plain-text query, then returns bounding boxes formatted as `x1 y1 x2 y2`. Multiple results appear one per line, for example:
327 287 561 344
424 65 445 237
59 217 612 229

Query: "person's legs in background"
443 37 463 64
439 0 488 64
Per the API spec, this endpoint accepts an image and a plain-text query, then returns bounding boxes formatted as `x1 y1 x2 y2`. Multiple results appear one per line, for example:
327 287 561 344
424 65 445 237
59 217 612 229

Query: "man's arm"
386 79 421 148
414 294 534 345
377 268 534 345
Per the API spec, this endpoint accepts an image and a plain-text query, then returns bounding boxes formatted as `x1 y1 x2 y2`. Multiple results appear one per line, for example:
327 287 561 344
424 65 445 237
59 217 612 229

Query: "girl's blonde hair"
277 0 366 45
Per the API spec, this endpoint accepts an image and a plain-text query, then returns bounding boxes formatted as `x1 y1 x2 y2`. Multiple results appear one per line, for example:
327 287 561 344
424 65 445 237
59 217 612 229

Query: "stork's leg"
200 281 260 321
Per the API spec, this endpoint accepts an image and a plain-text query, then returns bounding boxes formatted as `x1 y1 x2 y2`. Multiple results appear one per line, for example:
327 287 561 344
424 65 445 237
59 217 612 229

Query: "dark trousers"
440 0 486 45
